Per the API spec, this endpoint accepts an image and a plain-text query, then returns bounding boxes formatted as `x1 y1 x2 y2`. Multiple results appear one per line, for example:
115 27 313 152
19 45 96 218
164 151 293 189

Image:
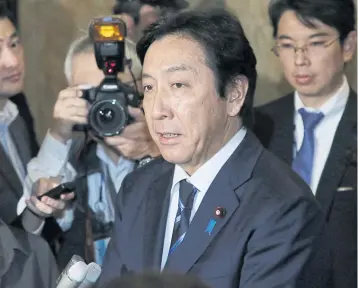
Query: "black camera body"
82 77 140 137
78 16 141 137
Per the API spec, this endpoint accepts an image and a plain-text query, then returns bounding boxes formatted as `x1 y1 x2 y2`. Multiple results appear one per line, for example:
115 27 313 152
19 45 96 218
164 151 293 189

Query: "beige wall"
19 0 357 141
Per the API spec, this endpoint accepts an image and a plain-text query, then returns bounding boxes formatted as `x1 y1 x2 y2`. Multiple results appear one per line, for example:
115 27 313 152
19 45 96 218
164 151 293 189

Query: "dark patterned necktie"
168 179 197 256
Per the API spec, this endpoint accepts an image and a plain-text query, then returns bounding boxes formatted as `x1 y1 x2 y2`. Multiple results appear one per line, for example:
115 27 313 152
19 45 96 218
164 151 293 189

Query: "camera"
79 16 141 137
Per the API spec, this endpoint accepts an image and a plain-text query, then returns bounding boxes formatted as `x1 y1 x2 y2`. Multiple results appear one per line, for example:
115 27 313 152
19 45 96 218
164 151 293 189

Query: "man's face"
276 10 356 98
139 5 159 30
142 35 242 174
70 51 137 87
0 18 24 97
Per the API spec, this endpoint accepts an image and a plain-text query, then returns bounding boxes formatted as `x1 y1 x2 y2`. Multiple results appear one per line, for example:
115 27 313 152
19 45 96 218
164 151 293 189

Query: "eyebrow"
142 64 197 80
165 64 197 74
278 32 331 41
0 31 19 42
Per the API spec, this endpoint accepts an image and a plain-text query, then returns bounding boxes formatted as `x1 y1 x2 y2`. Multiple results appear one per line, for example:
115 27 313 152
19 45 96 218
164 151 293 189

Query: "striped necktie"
168 180 197 257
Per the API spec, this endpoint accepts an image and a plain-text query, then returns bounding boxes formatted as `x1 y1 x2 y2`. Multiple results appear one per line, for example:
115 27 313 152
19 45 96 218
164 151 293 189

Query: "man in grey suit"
0 4 62 249
0 219 58 288
98 9 327 288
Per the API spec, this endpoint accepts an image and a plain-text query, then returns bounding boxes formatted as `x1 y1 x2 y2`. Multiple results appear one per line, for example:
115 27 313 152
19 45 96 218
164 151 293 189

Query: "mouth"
294 74 314 85
3 72 22 82
157 132 182 144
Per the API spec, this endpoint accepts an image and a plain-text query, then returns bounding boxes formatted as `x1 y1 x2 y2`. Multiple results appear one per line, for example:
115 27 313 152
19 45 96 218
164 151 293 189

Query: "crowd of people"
0 0 356 287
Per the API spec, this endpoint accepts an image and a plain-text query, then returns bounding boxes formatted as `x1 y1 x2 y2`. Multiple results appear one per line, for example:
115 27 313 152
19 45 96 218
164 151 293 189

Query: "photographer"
20 32 159 269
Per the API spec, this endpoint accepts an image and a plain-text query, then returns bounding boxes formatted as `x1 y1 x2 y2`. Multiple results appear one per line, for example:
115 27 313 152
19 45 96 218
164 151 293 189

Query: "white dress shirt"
0 100 27 185
294 76 349 194
161 126 247 269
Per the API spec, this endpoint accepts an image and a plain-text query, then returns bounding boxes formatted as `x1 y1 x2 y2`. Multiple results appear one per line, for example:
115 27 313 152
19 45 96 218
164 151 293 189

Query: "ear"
343 31 357 63
226 75 248 117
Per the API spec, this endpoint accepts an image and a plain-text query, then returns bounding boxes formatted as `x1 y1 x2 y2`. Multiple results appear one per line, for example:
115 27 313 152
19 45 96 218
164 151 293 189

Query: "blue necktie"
292 108 324 185
168 180 197 256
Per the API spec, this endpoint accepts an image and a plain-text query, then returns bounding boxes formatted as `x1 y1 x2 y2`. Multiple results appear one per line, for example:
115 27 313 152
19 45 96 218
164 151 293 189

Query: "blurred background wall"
19 0 357 141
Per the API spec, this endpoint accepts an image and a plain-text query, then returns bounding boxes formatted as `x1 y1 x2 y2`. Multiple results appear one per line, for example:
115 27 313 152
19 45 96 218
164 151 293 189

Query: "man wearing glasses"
254 0 357 287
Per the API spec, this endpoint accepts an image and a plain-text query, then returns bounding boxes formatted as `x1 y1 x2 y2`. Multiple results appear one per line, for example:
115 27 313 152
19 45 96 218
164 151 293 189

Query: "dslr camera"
80 16 141 137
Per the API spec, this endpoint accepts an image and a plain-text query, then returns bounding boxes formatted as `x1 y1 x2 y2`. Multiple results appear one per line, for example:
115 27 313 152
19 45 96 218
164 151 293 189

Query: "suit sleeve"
239 196 326 288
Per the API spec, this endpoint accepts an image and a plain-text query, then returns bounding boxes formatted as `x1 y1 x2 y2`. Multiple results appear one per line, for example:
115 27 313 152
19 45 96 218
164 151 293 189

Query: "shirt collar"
172 126 247 194
294 76 350 117
0 100 19 126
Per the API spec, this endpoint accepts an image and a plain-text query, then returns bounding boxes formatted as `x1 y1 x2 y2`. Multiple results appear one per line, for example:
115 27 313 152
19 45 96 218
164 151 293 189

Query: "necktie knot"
298 108 324 132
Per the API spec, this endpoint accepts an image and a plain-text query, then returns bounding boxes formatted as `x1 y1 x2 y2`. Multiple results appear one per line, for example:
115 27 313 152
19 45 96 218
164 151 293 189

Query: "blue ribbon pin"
205 219 216 235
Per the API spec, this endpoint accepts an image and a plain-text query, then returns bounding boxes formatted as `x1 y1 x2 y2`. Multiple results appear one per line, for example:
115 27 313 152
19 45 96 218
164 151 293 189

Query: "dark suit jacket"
98 131 327 288
10 93 39 157
0 95 61 251
254 90 357 288
0 220 58 288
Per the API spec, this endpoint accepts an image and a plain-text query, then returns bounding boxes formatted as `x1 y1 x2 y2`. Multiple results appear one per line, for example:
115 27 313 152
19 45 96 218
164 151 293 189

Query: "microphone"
56 255 88 288
77 262 102 288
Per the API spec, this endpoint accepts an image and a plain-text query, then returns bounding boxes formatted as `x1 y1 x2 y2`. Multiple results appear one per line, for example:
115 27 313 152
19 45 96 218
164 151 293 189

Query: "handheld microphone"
78 262 102 288
56 255 88 288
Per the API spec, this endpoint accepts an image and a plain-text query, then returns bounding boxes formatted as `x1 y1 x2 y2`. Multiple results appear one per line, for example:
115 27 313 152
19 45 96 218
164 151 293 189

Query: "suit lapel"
164 131 263 274
315 90 357 219
8 116 32 170
0 139 23 198
267 94 295 165
0 115 31 198
142 162 174 270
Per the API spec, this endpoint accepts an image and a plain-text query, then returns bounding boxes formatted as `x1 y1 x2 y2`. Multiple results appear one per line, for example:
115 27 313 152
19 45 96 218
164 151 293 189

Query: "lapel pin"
205 219 216 235
215 207 226 218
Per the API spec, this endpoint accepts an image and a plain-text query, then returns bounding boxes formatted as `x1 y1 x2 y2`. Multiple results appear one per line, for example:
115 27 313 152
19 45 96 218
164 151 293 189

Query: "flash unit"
89 16 127 73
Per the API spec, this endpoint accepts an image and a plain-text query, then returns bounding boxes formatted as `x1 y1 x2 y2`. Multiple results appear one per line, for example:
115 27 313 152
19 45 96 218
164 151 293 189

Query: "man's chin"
161 150 190 166
0 88 23 98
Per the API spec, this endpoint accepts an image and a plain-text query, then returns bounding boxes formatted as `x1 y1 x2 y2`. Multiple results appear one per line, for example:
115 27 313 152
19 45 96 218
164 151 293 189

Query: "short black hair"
101 272 210 288
112 1 141 25
269 0 356 41
0 2 17 28
140 0 189 11
136 9 257 128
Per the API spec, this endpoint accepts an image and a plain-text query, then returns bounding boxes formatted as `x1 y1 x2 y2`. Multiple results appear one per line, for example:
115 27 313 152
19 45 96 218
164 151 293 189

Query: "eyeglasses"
272 36 340 57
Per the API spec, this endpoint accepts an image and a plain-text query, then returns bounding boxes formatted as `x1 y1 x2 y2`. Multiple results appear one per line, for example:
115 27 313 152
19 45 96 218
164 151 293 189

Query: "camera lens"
99 108 115 123
89 99 127 137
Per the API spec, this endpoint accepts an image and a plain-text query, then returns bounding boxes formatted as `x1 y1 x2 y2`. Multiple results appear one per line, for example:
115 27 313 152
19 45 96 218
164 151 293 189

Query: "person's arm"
18 131 77 233
239 196 326 287
19 86 88 234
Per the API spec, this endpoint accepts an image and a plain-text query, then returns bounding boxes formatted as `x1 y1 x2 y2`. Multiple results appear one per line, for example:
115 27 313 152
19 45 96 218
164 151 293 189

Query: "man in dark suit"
98 9 328 288
0 5 61 249
254 1 357 287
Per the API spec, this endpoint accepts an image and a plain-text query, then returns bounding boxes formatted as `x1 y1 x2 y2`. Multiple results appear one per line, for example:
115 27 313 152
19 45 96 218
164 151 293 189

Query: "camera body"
79 16 141 137
82 77 141 137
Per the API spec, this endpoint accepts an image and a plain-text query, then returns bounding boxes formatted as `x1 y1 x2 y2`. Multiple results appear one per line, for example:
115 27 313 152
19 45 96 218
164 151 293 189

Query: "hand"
50 87 89 143
26 177 75 218
104 107 160 160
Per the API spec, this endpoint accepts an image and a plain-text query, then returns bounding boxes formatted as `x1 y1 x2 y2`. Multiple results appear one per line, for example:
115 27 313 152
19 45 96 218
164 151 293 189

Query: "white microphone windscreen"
77 262 102 288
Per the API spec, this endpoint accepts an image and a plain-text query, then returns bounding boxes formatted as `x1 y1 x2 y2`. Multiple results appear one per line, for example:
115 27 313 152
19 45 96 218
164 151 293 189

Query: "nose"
150 89 173 120
0 46 19 69
294 49 310 67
